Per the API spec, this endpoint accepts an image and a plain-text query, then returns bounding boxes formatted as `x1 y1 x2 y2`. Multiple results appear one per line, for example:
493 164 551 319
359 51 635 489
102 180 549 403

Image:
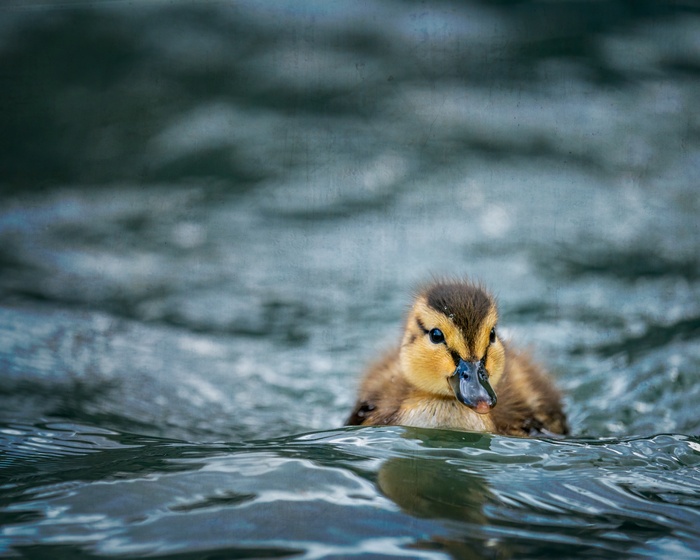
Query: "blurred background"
2 2 700 558
1 0 699 440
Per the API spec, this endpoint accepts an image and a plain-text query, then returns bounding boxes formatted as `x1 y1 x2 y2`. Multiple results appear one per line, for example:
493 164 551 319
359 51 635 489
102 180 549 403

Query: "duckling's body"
346 280 568 437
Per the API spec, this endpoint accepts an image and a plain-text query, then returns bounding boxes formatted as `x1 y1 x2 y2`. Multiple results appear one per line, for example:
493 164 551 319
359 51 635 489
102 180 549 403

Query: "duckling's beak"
449 359 497 414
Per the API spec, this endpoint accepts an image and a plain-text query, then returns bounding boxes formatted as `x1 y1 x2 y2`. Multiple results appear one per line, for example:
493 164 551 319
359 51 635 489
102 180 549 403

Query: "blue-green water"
1 1 699 558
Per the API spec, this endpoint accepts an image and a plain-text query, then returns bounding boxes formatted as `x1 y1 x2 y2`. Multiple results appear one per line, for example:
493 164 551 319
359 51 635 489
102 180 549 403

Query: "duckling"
346 279 568 437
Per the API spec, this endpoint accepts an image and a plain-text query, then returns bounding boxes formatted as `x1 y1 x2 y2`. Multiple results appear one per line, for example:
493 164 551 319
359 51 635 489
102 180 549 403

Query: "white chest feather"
396 399 494 432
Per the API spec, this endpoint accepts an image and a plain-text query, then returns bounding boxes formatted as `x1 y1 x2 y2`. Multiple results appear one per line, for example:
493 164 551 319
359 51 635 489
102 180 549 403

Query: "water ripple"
1 424 699 558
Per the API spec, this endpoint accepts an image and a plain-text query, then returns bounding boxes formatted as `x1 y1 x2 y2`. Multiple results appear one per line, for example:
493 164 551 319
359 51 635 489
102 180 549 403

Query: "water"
1 1 699 558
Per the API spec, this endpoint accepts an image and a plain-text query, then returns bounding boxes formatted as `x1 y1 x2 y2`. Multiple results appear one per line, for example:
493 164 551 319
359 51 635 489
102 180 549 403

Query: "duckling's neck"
396 393 495 432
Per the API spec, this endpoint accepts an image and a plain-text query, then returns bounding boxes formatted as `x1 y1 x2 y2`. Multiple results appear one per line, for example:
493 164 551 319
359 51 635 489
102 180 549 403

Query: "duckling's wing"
345 401 377 426
345 348 404 427
492 348 569 437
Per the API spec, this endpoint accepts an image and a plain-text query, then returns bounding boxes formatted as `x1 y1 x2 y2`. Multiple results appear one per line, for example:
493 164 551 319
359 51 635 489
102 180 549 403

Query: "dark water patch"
0 245 41 280
0 423 194 486
150 295 315 344
0 9 147 189
550 249 700 282
262 195 398 222
12 544 305 560
665 59 700 78
148 146 268 185
40 406 169 445
435 133 612 174
573 314 700 362
168 490 257 513
505 300 627 332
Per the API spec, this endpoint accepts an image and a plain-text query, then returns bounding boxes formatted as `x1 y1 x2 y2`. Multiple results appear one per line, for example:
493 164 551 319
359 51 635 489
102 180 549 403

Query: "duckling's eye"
489 327 496 344
428 328 445 344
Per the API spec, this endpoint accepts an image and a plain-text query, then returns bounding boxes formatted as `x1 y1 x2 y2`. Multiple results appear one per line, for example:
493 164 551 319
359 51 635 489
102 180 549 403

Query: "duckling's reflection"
375 428 513 558
376 428 492 524
378 456 490 525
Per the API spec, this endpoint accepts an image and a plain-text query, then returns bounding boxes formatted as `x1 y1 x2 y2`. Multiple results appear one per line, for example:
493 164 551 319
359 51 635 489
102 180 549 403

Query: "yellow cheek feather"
474 307 499 356
400 298 467 396
484 340 505 388
400 340 455 396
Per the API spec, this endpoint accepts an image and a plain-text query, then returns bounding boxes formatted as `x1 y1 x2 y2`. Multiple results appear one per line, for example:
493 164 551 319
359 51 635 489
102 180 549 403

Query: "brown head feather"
422 279 495 353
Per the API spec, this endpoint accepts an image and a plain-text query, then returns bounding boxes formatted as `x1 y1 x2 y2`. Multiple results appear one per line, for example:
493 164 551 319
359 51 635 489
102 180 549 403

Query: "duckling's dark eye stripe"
416 318 429 335
449 349 461 367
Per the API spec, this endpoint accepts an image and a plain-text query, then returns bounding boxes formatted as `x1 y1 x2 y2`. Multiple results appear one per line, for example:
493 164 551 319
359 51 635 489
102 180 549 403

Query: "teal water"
2 424 700 558
1 1 700 558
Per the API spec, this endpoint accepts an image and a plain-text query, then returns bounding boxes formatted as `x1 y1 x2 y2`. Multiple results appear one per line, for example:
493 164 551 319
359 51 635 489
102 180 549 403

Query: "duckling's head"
400 280 505 414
